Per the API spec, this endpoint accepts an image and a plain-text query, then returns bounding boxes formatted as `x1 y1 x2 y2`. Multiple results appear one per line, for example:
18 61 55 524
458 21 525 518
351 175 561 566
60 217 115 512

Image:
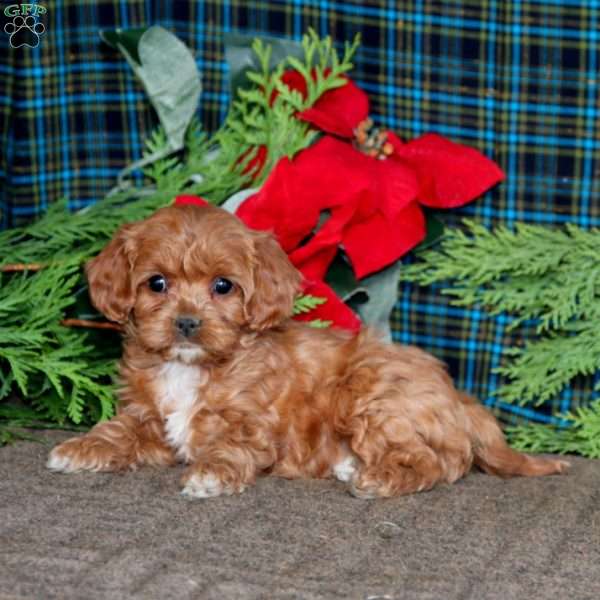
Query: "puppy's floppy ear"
85 223 139 323
245 231 302 331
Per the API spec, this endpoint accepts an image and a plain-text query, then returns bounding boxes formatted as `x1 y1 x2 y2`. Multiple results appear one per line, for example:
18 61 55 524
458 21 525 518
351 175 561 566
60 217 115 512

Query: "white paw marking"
46 450 78 473
333 455 358 482
181 473 239 499
46 448 106 473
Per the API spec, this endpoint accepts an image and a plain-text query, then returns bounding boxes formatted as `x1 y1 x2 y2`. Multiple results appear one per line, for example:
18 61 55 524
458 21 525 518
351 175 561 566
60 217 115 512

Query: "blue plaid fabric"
1 1 598 424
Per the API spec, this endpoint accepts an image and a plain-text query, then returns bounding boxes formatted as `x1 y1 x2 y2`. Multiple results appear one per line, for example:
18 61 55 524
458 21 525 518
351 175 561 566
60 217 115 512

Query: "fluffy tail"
461 395 570 478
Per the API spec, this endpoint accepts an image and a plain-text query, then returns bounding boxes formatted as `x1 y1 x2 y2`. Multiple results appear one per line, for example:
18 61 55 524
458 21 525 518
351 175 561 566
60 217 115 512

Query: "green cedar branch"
507 401 600 458
401 220 600 404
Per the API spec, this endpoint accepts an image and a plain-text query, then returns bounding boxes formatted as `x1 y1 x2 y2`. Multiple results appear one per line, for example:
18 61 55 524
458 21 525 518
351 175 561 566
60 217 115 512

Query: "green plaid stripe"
1 1 598 424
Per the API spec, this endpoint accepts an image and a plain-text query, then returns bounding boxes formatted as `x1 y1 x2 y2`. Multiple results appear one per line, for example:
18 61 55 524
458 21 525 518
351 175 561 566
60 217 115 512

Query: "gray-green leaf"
102 26 202 151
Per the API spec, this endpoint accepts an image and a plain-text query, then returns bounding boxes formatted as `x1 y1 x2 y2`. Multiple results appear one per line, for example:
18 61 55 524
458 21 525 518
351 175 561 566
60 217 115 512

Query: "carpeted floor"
1 430 599 600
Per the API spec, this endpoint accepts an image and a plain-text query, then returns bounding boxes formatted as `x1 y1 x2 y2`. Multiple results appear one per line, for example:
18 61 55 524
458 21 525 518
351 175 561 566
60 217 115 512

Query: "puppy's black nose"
175 316 201 338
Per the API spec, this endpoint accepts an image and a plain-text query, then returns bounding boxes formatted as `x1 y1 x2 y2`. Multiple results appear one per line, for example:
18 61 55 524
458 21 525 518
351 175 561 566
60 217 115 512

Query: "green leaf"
416 211 445 251
100 27 147 64
102 26 202 188
325 251 362 301
352 261 403 341
134 26 202 150
323 253 407 340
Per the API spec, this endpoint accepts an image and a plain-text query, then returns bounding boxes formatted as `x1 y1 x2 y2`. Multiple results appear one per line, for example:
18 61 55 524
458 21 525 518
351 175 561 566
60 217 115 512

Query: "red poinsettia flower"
292 71 505 209
388 132 505 209
238 72 504 281
238 135 424 280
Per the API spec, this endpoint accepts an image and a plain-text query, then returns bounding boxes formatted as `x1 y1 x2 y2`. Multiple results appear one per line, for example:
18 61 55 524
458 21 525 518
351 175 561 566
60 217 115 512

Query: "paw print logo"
4 15 45 48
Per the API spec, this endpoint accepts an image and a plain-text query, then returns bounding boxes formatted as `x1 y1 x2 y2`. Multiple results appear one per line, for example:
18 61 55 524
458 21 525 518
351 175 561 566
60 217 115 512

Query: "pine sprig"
507 401 600 458
401 221 597 333
401 220 600 410
306 319 333 329
293 294 327 315
0 189 177 267
211 29 360 187
402 221 577 284
292 295 332 328
0 267 119 426
496 323 600 405
276 29 360 109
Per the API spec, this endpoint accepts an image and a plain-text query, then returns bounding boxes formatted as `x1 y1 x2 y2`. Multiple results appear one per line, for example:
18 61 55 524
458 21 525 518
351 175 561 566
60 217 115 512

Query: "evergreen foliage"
293 295 332 328
0 32 356 442
507 403 600 458
0 191 176 268
0 265 120 443
402 220 600 456
293 294 327 314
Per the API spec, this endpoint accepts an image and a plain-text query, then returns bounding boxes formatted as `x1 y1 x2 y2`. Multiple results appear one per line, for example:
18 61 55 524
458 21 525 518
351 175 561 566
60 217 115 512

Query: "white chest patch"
155 361 206 463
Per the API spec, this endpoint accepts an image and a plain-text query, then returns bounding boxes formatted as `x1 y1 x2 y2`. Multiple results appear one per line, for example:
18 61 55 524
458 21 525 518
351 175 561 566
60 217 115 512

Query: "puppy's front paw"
180 472 245 499
47 436 127 473
47 438 93 473
47 445 78 473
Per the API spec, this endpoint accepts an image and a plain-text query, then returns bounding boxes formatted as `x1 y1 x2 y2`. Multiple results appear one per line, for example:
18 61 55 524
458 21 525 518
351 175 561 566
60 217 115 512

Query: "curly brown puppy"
47 204 568 498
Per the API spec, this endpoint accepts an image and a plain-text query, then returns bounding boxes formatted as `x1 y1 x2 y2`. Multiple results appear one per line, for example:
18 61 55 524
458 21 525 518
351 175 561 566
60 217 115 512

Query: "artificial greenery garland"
402 220 600 457
0 32 357 443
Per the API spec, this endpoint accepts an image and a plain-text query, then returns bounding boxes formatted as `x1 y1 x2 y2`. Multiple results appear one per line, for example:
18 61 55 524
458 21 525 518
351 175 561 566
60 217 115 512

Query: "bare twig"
60 318 124 332
1 263 45 272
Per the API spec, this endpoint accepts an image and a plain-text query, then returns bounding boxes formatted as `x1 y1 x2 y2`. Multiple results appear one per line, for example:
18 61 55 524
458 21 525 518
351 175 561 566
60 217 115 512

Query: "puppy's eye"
148 274 168 293
212 277 234 295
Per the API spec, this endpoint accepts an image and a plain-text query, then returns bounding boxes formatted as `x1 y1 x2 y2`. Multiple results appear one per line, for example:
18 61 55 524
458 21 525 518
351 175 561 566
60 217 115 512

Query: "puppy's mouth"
167 342 206 364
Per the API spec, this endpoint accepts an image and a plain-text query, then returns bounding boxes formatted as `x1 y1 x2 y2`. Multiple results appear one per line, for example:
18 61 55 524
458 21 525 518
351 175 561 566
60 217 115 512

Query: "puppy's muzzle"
175 316 202 338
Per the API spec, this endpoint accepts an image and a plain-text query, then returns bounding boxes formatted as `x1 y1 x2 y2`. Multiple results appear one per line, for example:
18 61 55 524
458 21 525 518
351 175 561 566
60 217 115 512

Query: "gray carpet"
1 430 599 600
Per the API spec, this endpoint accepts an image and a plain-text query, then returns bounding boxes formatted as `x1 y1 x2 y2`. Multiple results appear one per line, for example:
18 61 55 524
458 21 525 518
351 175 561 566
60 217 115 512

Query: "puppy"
47 204 568 498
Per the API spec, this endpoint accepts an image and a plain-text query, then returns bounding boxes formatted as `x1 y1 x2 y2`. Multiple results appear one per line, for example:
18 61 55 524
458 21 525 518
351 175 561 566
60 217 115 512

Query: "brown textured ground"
1 430 599 600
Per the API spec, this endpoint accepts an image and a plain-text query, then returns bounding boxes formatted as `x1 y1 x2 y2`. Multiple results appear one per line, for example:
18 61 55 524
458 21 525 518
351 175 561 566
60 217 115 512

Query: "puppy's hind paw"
333 455 358 483
181 472 244 500
348 478 380 500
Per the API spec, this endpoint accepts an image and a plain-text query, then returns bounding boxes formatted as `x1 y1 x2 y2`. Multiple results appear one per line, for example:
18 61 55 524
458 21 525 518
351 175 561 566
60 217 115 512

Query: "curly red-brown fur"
48 204 569 498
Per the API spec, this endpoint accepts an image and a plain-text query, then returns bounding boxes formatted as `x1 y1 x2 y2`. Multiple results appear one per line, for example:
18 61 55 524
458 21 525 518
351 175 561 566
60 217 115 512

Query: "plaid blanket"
1 1 598 424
